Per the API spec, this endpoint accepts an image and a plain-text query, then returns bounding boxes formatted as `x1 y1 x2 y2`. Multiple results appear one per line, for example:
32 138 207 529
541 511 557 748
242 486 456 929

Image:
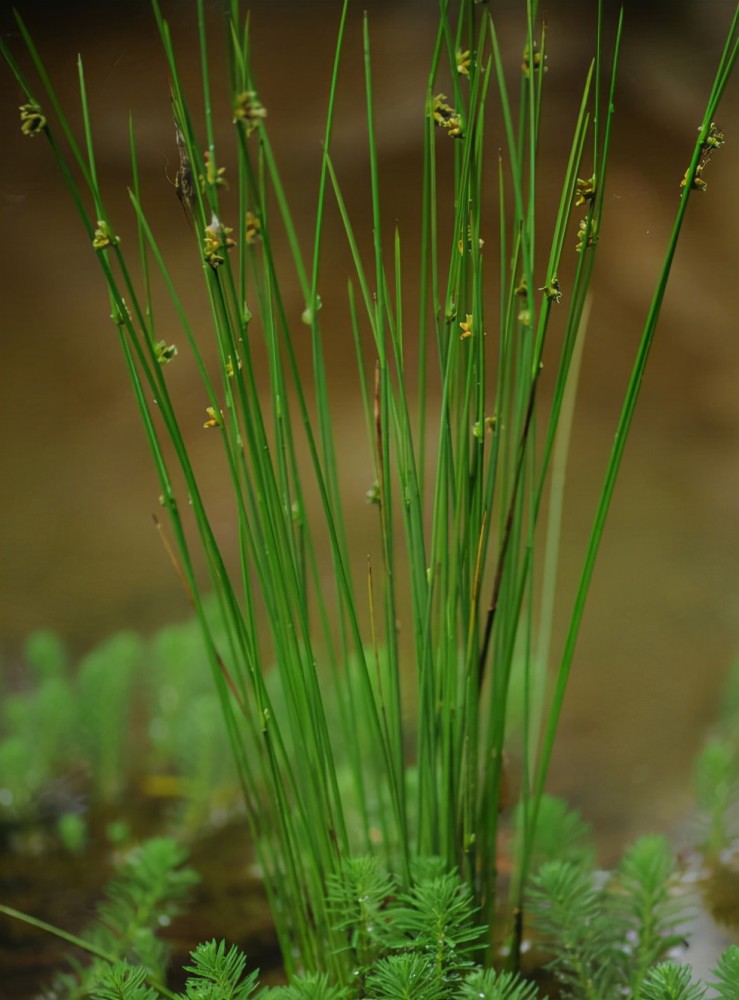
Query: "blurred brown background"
1 0 738 855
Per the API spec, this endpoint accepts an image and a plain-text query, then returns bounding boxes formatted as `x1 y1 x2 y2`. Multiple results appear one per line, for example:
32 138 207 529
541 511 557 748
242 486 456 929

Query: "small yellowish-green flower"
110 299 132 326
199 150 228 192
575 175 596 207
703 122 725 151
365 480 381 505
457 226 484 255
680 165 708 192
203 405 223 429
521 42 546 77
514 277 527 298
203 213 236 269
92 220 119 250
431 94 463 139
459 314 474 340
233 91 267 135
19 101 46 137
157 492 177 513
539 276 562 303
245 211 261 245
575 217 598 252
301 296 323 325
681 123 725 194
456 49 472 77
473 416 497 440
154 340 178 364
225 355 242 378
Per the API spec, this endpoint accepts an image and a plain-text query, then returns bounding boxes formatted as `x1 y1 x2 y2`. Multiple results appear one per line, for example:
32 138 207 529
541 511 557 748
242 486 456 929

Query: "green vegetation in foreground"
4 781 739 998
1 0 738 993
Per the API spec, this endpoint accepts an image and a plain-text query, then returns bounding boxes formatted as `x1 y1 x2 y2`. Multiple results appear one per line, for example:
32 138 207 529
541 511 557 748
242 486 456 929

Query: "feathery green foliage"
47 838 198 998
4 824 739 999
527 859 609 998
515 795 595 876
611 836 687 994
639 963 706 1000
89 962 160 1000
260 975 351 1000
180 940 260 1000
326 855 398 966
455 969 539 1000
527 834 690 999
363 952 448 1000
709 945 739 999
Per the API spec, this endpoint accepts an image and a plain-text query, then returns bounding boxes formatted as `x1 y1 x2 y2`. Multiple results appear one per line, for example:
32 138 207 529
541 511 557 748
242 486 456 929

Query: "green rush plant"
2 0 738 987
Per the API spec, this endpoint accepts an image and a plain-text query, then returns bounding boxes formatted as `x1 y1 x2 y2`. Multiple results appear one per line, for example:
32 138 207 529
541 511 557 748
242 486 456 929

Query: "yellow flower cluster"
154 341 178 365
19 101 46 137
245 211 261 245
92 220 119 250
203 214 236 269
199 150 228 192
574 176 596 207
203 406 223 429
233 91 267 135
680 122 726 193
432 94 463 139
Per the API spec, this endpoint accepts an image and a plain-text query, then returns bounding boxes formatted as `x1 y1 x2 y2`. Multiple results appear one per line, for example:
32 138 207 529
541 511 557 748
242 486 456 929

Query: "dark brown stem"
477 371 540 689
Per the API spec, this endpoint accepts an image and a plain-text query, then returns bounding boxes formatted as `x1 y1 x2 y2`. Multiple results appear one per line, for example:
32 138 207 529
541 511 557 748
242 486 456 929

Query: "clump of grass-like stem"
1 0 736 986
